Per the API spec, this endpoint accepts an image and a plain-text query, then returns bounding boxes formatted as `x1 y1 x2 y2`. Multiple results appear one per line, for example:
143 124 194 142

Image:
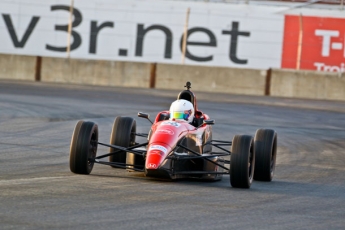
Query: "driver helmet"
169 99 194 123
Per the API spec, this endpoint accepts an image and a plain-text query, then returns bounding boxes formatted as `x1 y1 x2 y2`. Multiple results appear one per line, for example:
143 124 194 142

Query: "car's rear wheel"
69 120 98 174
109 117 136 167
254 129 277 181
230 135 255 188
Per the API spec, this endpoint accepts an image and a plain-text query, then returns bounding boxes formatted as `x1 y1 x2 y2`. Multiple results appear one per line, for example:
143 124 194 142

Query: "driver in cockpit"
169 99 198 126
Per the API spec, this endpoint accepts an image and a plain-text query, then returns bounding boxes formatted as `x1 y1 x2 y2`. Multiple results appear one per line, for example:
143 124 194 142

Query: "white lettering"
149 145 167 154
324 65 331 71
315 30 339 57
0 1 284 70
147 163 157 169
314 62 324 71
161 121 181 127
331 42 342 50
314 62 345 73
330 66 340 72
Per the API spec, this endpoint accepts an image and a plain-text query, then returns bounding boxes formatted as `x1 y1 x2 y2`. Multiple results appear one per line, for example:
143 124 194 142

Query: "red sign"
282 15 345 73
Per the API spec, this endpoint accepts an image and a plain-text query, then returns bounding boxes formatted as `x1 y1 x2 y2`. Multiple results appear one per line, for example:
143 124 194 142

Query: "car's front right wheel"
69 120 98 174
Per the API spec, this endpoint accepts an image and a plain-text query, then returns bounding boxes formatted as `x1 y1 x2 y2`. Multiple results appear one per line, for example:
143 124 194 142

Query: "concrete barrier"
156 64 267 96
270 68 345 101
0 54 36 81
2 54 344 101
41 57 152 88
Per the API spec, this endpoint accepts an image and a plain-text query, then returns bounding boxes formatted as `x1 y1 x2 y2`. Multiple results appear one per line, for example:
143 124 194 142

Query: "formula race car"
69 82 277 188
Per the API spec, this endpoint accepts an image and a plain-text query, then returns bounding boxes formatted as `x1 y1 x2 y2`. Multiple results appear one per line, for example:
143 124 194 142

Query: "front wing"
91 132 232 180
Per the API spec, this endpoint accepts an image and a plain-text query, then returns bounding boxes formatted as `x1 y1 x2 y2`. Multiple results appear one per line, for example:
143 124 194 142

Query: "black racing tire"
230 135 255 189
109 117 136 167
254 129 277 181
69 120 98 174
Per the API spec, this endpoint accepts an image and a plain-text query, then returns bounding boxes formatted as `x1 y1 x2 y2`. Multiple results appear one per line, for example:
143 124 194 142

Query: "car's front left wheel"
230 135 255 188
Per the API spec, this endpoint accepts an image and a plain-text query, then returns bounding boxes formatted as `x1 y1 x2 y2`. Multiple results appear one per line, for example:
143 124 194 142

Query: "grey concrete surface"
41 57 151 88
156 64 267 95
0 80 344 230
271 68 345 101
0 55 36 81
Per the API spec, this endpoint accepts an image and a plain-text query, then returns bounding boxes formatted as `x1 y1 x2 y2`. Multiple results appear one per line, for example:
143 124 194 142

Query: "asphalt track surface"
0 80 344 230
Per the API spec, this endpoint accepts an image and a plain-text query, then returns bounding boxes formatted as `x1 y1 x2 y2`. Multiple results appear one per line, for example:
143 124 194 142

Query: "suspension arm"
176 144 229 171
94 159 145 172
95 142 148 159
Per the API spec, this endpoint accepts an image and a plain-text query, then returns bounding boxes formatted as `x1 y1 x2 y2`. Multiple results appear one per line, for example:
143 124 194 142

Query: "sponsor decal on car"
147 163 157 169
195 134 203 146
149 145 168 154
149 150 163 155
161 121 181 127
205 126 211 141
156 129 174 135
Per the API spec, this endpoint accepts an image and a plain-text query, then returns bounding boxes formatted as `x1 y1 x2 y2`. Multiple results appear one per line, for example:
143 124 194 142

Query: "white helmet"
169 99 194 123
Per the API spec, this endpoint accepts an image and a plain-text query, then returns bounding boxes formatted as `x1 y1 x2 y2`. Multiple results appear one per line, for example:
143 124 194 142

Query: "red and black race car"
69 82 277 188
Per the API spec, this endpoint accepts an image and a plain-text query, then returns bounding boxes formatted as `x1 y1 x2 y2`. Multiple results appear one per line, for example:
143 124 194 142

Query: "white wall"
0 0 344 72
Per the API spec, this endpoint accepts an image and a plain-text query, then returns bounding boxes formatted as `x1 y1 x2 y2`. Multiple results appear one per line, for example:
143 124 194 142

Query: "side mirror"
138 112 153 124
138 112 149 119
203 119 215 125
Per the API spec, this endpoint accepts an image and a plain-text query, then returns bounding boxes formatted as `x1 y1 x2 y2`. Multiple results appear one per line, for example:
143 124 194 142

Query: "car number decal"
161 121 181 127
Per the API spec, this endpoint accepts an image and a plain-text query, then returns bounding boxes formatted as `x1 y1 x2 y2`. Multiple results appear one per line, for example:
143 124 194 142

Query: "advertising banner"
1 0 343 72
0 0 284 69
282 15 345 73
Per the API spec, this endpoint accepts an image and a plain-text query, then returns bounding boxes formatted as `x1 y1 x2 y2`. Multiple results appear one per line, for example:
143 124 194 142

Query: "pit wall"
0 54 344 101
